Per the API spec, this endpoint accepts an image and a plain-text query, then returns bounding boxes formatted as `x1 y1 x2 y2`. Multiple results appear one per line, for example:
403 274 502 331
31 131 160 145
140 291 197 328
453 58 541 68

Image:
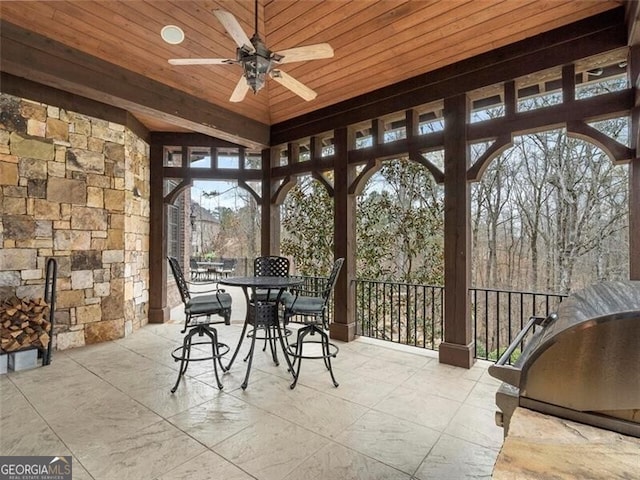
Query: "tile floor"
1 318 504 480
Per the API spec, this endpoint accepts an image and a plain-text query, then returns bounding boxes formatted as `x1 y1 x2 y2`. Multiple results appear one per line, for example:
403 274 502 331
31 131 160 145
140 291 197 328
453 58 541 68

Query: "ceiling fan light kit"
166 0 333 102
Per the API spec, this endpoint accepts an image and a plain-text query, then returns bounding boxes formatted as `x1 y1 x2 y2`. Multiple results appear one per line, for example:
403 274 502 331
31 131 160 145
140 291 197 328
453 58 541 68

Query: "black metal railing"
471 287 567 362
352 278 567 361
355 279 444 349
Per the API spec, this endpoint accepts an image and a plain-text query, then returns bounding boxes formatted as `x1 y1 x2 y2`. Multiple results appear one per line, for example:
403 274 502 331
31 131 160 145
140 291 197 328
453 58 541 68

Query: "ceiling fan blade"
213 10 255 52
271 70 317 101
230 77 250 102
168 58 233 65
275 43 334 64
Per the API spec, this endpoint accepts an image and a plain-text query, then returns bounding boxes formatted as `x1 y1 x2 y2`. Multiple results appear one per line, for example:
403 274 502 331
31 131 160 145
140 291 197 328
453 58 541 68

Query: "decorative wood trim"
163 179 192 205
409 151 445 184
567 121 634 163
467 134 513 182
238 180 261 204
349 160 379 195
162 167 261 182
272 176 297 205
313 171 335 197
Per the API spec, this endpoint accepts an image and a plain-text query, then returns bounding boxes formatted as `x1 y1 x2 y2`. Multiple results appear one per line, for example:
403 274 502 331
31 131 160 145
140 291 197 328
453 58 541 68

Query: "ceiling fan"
168 0 334 102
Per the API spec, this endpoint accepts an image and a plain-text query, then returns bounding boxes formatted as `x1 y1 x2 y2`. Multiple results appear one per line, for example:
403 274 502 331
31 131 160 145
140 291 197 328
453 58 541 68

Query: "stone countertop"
492 408 640 479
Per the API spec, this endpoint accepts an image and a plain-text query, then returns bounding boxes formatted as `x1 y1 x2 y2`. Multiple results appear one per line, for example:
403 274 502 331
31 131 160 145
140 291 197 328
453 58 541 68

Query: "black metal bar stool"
167 257 232 392
282 258 344 389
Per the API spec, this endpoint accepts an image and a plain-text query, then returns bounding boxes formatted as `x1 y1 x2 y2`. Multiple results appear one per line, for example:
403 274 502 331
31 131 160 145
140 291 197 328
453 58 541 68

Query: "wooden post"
148 141 169 323
330 127 357 341
439 94 475 368
630 46 640 279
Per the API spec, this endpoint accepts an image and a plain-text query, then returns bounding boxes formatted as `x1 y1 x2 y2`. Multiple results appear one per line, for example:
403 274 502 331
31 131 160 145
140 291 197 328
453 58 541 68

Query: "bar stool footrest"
171 341 230 362
285 340 339 360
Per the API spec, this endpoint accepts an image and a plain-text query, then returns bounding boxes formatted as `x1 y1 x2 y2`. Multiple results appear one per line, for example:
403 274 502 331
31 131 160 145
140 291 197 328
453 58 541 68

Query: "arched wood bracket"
238 179 261 204
349 159 381 195
467 134 513 181
163 178 191 205
313 171 335 197
567 120 634 164
272 176 297 204
409 150 445 184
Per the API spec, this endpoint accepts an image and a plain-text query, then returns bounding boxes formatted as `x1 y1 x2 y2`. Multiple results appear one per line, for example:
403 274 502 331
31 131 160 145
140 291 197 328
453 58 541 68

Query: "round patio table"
219 276 303 389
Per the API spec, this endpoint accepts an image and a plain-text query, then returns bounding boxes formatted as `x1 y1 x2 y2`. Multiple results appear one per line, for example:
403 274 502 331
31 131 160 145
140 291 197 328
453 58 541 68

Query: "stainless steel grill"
488 281 640 438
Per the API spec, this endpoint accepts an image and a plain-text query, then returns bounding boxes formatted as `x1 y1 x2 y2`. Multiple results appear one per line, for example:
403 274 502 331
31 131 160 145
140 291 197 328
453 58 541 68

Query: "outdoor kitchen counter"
492 407 640 479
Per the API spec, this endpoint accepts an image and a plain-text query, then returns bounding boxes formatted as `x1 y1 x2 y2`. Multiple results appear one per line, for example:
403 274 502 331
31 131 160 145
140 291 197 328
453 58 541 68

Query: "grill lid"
489 281 640 437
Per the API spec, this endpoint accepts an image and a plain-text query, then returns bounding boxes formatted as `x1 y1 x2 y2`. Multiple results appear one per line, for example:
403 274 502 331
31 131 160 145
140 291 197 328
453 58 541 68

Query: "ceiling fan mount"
168 0 334 103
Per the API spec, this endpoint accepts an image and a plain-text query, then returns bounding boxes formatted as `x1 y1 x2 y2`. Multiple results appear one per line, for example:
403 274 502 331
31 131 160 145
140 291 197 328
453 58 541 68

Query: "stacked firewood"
0 297 51 353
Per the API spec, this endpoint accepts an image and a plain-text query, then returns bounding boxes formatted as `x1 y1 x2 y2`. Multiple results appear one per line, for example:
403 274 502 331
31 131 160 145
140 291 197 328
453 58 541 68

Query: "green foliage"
281 177 334 276
281 156 445 283
475 343 522 363
358 158 444 284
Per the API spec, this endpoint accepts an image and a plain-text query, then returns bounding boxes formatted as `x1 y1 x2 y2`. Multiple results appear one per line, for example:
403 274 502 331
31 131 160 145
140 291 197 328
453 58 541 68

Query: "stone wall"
0 93 150 350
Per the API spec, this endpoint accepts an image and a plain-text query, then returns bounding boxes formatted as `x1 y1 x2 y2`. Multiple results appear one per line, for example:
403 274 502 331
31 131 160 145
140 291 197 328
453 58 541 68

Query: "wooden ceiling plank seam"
265 1 316 36
269 1 412 54
267 0 527 104
269 0 601 107
0 1 56 19
266 1 345 48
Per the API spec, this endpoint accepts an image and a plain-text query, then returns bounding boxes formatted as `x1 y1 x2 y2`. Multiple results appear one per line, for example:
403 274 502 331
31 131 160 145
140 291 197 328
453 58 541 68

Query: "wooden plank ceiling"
0 0 622 134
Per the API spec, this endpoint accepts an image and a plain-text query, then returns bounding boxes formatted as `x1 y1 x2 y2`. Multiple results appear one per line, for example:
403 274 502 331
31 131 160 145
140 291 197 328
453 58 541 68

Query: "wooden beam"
468 90 632 142
271 8 626 145
0 20 270 149
626 0 640 47
1 72 150 141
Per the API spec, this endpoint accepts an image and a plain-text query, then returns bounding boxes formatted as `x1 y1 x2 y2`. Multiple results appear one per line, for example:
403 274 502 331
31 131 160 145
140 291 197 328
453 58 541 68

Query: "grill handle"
489 313 556 386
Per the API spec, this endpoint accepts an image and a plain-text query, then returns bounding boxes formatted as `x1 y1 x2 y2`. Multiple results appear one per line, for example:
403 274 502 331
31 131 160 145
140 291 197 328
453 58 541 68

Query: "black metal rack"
42 257 57 366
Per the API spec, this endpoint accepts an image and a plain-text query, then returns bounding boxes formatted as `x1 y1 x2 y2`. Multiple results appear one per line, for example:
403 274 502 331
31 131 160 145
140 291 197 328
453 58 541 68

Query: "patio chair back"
168 256 192 303
283 257 344 324
254 256 290 277
319 257 344 309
